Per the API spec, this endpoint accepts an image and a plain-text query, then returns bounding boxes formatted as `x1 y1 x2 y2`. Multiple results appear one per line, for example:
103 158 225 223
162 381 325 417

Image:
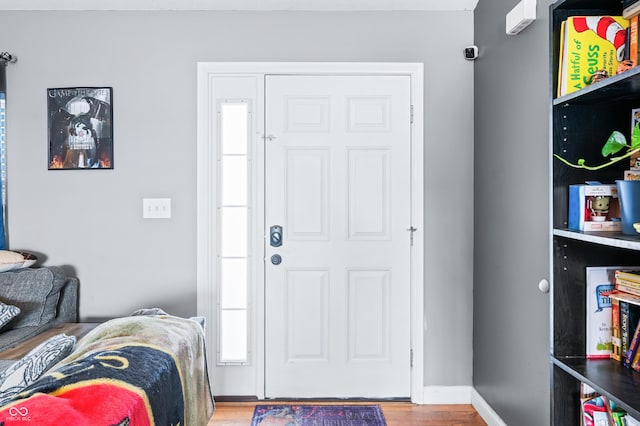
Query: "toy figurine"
588 195 611 221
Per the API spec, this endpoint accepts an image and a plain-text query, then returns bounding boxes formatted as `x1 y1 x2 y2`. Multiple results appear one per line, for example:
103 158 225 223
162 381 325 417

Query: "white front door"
264 75 412 398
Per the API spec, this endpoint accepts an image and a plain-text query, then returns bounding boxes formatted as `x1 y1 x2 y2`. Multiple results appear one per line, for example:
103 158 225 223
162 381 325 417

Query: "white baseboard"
470 388 508 426
419 386 506 426
422 385 472 404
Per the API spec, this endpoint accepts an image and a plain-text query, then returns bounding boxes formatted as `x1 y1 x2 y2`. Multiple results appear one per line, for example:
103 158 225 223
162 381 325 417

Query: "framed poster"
47 87 113 170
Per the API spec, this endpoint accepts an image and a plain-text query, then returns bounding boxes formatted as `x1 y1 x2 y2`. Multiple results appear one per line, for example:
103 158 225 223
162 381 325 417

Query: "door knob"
538 279 550 294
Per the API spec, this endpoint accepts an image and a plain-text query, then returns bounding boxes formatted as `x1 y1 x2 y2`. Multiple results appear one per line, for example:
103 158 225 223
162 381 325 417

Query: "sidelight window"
217 100 251 364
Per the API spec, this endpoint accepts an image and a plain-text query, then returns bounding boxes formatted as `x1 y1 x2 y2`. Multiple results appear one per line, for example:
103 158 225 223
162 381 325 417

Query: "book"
586 267 618 359
616 269 640 283
631 338 640 369
616 276 640 290
625 169 640 180
624 315 640 367
630 15 639 65
612 296 622 361
610 292 640 360
621 300 632 359
558 16 629 96
557 20 566 97
582 392 628 426
626 415 640 426
602 395 627 426
581 382 598 399
625 26 632 61
615 282 640 296
582 395 613 426
624 0 640 19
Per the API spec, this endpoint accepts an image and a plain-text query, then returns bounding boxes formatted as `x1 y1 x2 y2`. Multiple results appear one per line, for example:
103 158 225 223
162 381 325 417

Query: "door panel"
264 75 411 398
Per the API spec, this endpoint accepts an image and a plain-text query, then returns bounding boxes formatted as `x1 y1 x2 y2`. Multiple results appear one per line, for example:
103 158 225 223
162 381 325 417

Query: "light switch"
143 198 171 219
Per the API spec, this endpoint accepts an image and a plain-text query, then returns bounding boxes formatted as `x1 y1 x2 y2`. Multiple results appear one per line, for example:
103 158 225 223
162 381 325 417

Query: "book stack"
625 0 640 20
557 15 630 96
609 269 640 371
581 389 627 425
625 1 640 70
581 381 640 425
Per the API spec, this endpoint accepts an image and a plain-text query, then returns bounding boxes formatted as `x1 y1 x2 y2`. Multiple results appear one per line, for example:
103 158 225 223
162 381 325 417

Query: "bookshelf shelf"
553 229 640 251
552 356 640 420
553 66 640 106
550 0 640 423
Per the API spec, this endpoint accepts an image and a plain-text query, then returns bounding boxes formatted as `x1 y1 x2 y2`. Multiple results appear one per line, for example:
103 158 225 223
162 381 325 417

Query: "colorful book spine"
616 282 640 296
557 20 566 98
616 270 640 283
615 269 640 284
632 342 640 369
621 300 632 359
612 296 622 361
616 275 640 289
611 291 640 362
624 319 640 367
630 15 639 65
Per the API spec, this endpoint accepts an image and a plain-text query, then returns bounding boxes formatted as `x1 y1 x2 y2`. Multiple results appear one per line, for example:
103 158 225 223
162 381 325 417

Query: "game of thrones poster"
47 87 113 170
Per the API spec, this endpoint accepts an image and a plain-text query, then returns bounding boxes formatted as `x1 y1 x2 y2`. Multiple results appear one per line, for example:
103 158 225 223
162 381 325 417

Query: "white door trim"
196 62 424 403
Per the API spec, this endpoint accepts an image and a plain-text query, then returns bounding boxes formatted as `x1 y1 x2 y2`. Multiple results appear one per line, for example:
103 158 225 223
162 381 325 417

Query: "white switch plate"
143 198 171 219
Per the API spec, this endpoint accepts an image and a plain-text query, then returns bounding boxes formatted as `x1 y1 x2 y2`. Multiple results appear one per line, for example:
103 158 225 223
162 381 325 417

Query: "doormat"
250 405 387 426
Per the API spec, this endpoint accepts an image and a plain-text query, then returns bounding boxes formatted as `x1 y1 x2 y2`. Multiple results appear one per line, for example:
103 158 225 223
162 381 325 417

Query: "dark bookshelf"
550 0 640 424
553 357 640 420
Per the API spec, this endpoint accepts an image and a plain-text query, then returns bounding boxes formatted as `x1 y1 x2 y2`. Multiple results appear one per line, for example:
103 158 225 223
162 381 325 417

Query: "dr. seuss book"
558 16 629 97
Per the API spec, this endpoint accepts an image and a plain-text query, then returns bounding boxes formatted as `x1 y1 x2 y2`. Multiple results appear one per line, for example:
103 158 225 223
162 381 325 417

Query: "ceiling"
0 0 478 11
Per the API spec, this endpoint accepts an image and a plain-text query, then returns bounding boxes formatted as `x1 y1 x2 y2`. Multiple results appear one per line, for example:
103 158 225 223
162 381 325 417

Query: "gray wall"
474 0 551 424
0 11 475 388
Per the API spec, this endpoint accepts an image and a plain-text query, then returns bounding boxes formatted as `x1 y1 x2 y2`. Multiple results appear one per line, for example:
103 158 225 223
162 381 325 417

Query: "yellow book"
557 20 566 98
558 16 630 96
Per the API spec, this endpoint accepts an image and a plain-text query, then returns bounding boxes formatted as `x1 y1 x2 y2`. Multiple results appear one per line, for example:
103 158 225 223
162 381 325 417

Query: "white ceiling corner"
0 0 479 11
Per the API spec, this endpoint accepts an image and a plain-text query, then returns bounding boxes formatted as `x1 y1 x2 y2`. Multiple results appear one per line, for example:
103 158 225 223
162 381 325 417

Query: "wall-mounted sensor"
506 0 536 35
463 46 479 60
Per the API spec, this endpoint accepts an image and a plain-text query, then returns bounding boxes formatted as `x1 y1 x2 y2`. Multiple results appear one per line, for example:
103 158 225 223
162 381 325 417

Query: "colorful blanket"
0 315 214 425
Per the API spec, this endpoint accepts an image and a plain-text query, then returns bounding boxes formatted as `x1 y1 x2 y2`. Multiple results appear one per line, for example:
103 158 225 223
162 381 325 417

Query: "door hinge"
262 134 277 142
407 226 417 246
410 349 413 368
410 105 414 124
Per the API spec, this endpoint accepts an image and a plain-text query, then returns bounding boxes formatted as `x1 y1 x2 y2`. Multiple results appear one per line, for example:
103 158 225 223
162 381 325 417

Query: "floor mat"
251 404 387 426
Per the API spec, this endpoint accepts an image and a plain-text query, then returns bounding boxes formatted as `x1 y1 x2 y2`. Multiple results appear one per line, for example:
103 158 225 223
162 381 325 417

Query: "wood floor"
208 401 488 426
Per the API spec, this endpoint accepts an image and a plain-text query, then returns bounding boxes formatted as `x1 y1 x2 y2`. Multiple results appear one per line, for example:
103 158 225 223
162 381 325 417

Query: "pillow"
0 333 76 400
190 316 206 330
0 267 68 328
131 307 169 316
0 302 19 331
17 252 37 268
0 251 24 272
0 251 24 265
